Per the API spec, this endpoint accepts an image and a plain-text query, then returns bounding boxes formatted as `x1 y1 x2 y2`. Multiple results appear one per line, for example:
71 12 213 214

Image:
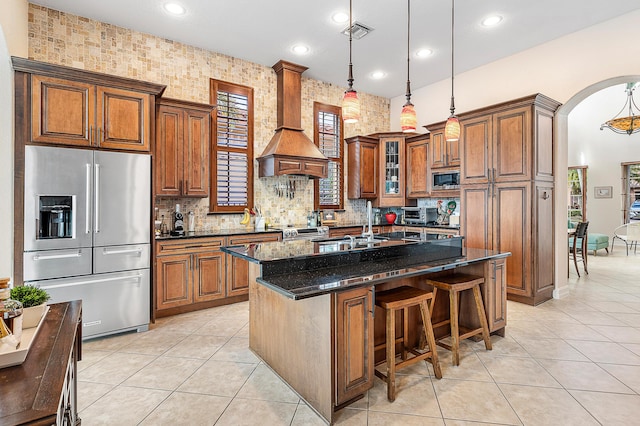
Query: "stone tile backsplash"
28 4 391 230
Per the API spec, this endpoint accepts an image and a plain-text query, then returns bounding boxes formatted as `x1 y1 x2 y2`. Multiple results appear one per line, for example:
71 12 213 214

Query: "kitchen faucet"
362 200 375 242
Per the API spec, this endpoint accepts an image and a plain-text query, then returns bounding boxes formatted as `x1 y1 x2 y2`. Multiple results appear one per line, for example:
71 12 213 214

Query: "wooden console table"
0 301 82 425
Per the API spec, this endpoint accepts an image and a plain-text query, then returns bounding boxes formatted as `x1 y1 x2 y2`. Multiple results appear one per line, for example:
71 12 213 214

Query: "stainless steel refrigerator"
23 145 151 339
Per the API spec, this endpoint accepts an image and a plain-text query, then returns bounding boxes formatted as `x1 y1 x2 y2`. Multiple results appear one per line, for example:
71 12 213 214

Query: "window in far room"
314 102 344 210
622 162 640 222
210 79 254 213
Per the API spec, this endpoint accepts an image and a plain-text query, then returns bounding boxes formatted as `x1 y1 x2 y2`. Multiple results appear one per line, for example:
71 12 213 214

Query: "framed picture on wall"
594 186 613 199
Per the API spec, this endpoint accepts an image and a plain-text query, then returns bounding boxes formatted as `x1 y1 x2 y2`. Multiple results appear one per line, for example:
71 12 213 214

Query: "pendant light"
444 0 460 142
600 83 640 135
400 0 417 133
342 0 360 123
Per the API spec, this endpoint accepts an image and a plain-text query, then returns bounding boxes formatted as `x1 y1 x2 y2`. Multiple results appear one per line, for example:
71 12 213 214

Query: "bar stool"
374 286 442 402
426 274 492 366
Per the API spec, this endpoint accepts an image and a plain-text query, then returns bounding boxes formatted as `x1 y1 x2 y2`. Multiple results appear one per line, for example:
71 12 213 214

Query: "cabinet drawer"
156 237 225 255
227 232 282 244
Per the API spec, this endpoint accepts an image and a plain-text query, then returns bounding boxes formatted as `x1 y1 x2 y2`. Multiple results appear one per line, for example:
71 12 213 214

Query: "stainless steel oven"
402 207 437 225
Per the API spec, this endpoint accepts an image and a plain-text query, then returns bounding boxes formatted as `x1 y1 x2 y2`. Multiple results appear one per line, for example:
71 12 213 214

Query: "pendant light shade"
600 83 640 135
400 0 416 133
444 0 460 142
342 0 360 123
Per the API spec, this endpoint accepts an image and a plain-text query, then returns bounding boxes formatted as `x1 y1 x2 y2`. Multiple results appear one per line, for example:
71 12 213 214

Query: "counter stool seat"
426 274 492 366
374 286 442 402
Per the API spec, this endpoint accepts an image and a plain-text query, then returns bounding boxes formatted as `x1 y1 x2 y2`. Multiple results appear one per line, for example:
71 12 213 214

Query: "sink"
312 235 388 244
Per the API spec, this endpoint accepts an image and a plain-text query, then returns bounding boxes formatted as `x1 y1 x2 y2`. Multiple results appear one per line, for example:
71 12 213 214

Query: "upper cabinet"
425 124 459 169
460 94 558 186
346 135 378 199
155 98 214 197
377 134 408 207
13 58 165 152
405 133 430 199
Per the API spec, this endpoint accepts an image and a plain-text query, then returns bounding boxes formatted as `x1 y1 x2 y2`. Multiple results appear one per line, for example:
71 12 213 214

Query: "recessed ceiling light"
164 3 185 15
481 15 503 27
370 70 386 80
415 48 433 58
332 12 349 24
291 44 310 55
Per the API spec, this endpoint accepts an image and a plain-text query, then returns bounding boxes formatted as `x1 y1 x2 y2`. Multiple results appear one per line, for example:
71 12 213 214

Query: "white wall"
0 0 27 57
568 84 640 236
0 24 14 282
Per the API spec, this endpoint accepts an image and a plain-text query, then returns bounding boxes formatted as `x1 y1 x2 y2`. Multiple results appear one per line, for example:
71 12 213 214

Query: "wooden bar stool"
426 274 492 366
374 286 442 402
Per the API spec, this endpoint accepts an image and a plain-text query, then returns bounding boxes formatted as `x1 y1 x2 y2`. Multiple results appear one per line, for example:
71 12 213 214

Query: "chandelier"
600 83 640 136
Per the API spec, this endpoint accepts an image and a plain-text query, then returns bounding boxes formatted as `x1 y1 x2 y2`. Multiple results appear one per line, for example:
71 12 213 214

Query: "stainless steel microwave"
432 170 460 190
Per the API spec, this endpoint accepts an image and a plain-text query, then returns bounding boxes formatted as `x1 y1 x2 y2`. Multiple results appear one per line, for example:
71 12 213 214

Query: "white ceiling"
29 0 640 99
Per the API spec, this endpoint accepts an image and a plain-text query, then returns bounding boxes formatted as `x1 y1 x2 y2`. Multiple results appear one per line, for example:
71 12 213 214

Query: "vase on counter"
385 212 397 225
22 303 47 328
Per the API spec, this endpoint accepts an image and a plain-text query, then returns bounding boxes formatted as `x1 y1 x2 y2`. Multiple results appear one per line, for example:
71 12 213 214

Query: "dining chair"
571 221 589 277
611 222 640 255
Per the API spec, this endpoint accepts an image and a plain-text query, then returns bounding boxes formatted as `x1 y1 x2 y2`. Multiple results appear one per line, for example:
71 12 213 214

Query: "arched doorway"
553 75 640 299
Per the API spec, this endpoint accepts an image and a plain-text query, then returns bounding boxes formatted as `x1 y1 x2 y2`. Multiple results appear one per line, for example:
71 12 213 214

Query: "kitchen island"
222 235 509 424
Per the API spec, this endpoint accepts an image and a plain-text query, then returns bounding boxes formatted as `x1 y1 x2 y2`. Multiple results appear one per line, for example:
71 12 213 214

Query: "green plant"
9 285 50 308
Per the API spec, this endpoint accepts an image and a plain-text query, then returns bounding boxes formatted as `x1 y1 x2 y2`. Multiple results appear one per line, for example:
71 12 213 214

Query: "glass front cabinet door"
377 136 406 207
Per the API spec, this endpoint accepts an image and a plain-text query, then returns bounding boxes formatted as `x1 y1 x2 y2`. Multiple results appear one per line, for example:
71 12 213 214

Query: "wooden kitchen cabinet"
460 94 557 186
226 232 282 297
377 134 408 207
346 135 379 199
156 98 214 197
405 133 430 198
335 286 374 405
155 237 225 313
424 123 459 169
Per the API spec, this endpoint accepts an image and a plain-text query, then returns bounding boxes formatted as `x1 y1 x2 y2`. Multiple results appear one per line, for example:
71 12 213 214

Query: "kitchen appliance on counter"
171 204 185 236
402 206 438 225
23 146 151 339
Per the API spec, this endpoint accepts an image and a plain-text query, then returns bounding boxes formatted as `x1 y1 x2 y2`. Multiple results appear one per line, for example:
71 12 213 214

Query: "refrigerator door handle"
33 250 82 261
43 274 143 289
94 163 100 233
102 247 143 256
85 163 91 234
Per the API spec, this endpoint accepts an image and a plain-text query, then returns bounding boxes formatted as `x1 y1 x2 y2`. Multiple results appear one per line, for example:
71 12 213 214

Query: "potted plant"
10 285 50 328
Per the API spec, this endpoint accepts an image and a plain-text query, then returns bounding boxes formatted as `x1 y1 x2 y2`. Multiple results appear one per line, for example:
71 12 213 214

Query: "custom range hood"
257 60 328 178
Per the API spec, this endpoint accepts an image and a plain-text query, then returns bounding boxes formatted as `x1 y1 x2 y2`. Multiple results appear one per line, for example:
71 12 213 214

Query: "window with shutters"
210 79 254 213
314 102 344 210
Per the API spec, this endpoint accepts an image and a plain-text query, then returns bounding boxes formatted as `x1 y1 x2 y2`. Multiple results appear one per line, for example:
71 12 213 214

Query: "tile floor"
78 248 640 425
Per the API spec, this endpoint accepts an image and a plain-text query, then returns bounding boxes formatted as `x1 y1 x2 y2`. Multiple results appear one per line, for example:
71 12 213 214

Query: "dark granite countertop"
155 228 282 240
222 235 509 299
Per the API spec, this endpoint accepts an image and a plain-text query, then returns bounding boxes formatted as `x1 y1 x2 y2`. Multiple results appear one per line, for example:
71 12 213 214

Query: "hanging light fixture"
444 0 460 142
600 83 640 135
342 0 360 123
400 0 417 133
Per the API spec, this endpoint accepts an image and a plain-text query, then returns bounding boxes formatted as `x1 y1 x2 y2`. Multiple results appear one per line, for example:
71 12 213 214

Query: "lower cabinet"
484 258 507 333
155 232 281 316
335 286 374 406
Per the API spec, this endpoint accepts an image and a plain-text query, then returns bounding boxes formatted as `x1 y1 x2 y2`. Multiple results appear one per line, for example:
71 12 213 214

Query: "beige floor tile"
291 403 330 426
214 397 297 426
433 351 493 382
566 311 627 326
82 331 139 352
599 363 640 394
210 336 260 363
515 337 589 361
177 360 257 396
433 379 520 425
368 411 445 425
236 363 300 403
368 375 440 417
235 322 250 338
566 340 640 364
117 329 187 355
589 324 640 343
77 381 113 411
480 356 561 387
569 390 640 425
193 315 248 337
471 335 530 358
537 359 633 393
586 301 639 313
151 313 212 334
544 322 611 341
79 352 156 385
444 421 516 426
79 386 169 426
332 408 368 425
608 312 640 326
499 384 599 426
622 342 640 357
77 349 111 372
122 356 204 390
138 392 231 425
162 334 229 359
